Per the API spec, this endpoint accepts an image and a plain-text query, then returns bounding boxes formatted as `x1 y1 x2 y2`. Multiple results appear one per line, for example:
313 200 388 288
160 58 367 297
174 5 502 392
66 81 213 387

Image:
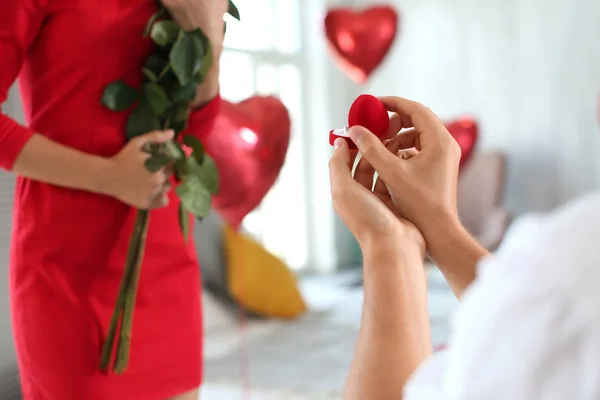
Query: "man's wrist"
359 233 425 259
427 214 488 262
423 211 463 254
361 233 425 272
423 211 489 298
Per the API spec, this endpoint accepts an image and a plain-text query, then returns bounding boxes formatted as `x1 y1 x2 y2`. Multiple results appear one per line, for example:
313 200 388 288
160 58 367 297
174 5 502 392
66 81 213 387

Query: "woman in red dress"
1 0 226 399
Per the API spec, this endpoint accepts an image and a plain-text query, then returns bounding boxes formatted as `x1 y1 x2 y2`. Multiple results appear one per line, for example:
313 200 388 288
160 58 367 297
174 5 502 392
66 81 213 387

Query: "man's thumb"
349 126 399 181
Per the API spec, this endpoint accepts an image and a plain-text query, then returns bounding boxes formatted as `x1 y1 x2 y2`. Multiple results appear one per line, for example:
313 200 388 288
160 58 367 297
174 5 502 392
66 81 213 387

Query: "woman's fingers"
134 130 175 150
148 178 172 209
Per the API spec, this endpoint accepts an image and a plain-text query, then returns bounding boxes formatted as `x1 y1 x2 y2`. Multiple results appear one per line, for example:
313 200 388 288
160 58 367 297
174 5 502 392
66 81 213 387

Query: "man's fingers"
378 96 448 147
380 113 402 141
398 148 419 160
373 174 388 198
349 126 401 184
354 154 376 191
329 138 355 196
386 128 420 153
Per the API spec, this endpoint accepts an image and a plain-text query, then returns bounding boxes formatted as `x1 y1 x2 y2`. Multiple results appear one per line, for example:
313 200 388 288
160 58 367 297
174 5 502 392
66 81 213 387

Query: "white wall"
361 0 600 212
328 0 600 264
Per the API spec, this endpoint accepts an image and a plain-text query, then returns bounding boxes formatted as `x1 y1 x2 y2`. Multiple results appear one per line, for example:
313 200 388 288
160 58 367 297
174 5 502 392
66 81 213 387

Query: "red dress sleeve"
0 0 47 171
184 94 221 141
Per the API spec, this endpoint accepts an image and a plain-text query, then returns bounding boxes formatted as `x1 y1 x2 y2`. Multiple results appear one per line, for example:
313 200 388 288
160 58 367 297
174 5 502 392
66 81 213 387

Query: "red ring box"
329 94 390 149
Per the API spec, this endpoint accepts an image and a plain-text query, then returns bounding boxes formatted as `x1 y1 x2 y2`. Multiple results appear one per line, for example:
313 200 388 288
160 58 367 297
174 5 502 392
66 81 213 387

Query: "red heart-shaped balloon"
203 96 291 229
445 117 479 168
325 6 399 84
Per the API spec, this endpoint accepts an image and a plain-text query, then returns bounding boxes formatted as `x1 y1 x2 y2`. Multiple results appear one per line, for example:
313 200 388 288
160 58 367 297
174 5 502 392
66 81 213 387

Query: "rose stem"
99 210 145 372
114 209 150 374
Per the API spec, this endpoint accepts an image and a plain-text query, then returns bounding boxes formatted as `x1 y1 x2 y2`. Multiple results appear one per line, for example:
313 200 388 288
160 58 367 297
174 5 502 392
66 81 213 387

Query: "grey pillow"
194 211 230 302
194 212 262 318
0 366 21 400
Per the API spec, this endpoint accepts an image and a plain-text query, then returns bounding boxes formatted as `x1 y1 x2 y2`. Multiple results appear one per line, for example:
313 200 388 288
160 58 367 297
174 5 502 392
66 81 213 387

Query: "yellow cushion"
223 225 307 319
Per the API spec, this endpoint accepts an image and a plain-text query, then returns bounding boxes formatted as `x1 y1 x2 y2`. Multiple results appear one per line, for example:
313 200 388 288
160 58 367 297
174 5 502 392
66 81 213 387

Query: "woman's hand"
161 0 227 38
329 137 425 257
161 0 228 106
100 130 175 210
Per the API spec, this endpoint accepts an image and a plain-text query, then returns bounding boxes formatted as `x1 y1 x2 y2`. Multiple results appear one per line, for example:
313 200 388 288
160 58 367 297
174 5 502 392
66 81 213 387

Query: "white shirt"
405 192 600 400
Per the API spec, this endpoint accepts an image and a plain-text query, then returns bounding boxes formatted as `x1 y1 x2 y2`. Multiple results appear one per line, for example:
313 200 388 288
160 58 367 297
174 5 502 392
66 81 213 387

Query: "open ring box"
329 94 390 149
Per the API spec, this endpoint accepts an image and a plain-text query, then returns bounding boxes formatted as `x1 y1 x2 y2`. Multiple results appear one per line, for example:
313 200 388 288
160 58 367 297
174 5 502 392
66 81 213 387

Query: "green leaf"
194 42 213 84
170 142 188 179
144 154 172 172
142 67 158 82
126 100 161 140
158 63 171 80
171 81 197 102
171 120 186 136
165 140 183 160
150 20 180 47
183 135 205 163
228 1 241 21
186 155 218 194
145 54 171 83
179 202 190 242
175 157 188 180
143 140 181 172
144 7 167 37
145 54 169 76
174 102 190 122
101 81 139 112
169 102 191 135
176 176 212 218
198 155 219 194
169 29 209 86
143 82 170 115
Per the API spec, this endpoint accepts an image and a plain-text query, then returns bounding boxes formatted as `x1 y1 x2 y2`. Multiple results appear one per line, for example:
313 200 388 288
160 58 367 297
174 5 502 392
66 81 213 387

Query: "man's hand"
348 97 490 297
329 137 425 255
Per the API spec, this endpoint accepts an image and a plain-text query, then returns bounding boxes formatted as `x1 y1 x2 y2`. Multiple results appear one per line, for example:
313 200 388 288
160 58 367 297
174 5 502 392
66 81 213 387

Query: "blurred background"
1 0 600 398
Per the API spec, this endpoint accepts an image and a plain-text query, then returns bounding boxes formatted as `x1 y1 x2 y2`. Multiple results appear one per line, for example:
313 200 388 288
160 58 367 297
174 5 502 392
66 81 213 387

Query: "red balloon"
203 96 291 230
445 117 479 168
325 6 399 84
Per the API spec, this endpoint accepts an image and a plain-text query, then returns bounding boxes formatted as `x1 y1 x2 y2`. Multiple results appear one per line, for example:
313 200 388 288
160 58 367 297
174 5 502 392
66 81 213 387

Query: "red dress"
0 1 220 399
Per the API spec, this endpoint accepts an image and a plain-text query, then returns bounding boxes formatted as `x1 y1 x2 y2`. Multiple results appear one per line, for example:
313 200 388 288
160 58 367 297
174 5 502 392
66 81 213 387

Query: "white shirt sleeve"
404 193 600 400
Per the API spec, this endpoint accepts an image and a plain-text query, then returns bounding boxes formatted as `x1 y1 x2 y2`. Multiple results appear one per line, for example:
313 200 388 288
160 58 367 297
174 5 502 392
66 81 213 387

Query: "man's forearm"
344 244 431 400
426 215 490 299
12 133 113 194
